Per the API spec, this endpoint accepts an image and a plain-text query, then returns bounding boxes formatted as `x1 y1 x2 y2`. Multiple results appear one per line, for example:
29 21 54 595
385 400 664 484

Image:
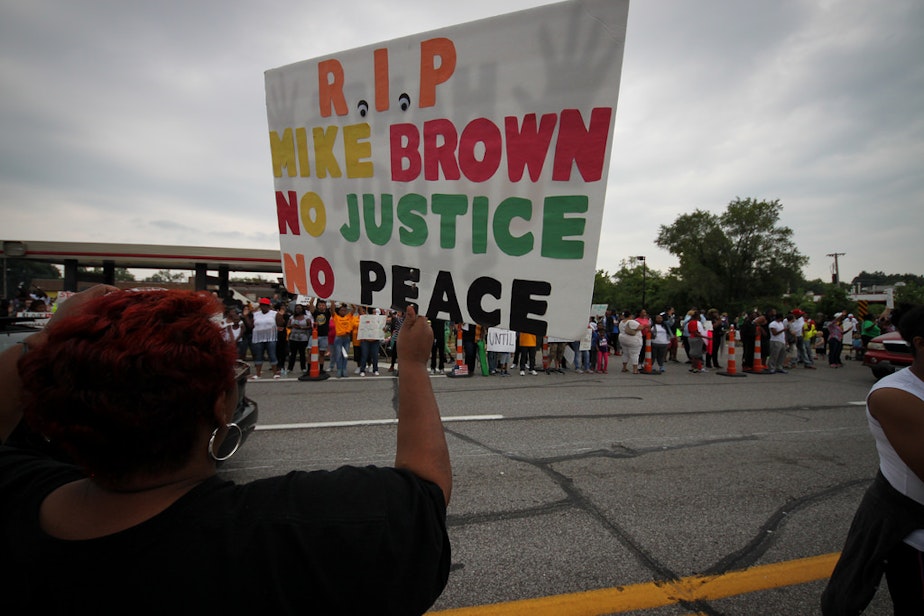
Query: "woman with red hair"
0 286 451 614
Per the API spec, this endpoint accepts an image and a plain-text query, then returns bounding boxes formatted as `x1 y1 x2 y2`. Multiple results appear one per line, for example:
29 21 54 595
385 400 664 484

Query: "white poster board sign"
265 0 629 340
486 327 517 352
358 314 387 340
579 327 593 351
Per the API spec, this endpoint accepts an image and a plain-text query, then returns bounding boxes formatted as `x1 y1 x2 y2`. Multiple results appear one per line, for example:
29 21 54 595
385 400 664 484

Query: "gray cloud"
2 0 922 285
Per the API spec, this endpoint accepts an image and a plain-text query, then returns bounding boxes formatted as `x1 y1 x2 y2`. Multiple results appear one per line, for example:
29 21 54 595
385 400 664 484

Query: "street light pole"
637 256 646 310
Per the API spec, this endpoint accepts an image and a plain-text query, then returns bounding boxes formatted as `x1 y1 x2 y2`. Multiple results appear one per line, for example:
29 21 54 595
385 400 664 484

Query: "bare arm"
0 285 118 443
394 305 451 504
869 387 924 481
0 331 44 442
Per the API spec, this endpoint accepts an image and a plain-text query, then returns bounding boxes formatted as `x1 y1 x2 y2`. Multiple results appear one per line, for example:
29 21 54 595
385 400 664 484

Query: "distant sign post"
265 0 629 340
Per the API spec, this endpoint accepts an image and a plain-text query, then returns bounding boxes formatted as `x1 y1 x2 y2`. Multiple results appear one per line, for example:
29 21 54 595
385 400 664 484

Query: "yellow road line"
431 553 839 615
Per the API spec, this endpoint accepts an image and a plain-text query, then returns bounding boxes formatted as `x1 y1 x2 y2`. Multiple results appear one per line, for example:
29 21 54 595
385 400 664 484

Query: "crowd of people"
2 286 54 316
6 285 898 381
217 295 898 380
218 296 402 380
735 307 895 372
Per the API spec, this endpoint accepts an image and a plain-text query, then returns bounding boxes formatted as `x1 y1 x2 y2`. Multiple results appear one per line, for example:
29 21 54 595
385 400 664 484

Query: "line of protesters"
219 293 897 379
737 307 895 372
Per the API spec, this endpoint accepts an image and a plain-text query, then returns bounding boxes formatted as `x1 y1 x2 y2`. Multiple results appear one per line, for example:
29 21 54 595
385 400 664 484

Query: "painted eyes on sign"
357 94 411 117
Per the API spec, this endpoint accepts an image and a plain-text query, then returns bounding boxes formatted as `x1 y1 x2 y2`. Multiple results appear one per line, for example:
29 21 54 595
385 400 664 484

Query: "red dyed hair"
18 289 238 483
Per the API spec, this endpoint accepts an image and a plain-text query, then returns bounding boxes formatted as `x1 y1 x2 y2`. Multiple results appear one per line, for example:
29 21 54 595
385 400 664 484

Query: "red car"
863 331 912 379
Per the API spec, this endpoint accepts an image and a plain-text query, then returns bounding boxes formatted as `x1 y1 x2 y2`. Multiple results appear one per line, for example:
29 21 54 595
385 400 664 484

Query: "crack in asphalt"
702 478 869 576
442 421 865 616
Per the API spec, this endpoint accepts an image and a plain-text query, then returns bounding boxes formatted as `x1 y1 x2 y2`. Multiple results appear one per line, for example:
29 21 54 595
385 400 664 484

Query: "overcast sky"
1 0 921 285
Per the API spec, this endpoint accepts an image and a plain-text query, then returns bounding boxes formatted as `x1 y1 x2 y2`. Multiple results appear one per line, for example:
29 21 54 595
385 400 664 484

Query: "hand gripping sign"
265 0 629 341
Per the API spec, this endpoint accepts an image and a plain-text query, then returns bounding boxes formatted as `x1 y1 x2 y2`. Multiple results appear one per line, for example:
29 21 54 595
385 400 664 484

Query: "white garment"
768 320 786 344
251 309 278 343
618 320 642 360
651 324 671 345
842 318 856 344
866 367 924 547
620 319 640 336
223 320 243 344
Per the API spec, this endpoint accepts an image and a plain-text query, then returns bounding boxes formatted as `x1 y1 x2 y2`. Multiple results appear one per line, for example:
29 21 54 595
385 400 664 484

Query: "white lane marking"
255 414 504 431
848 401 866 406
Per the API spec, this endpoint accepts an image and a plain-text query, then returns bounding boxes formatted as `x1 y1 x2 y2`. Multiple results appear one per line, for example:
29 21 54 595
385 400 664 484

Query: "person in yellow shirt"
802 314 818 369
518 331 538 375
331 303 356 378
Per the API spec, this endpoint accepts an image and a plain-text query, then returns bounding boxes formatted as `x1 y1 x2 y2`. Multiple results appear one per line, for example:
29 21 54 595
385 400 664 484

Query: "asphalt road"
221 353 896 615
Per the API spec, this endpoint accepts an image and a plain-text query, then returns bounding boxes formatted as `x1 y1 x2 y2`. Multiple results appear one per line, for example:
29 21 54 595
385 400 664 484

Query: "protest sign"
265 0 628 340
485 327 517 353
579 326 593 351
358 314 387 340
591 304 608 318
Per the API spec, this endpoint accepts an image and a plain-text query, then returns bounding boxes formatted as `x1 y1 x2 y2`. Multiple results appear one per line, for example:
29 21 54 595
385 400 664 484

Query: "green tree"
655 197 808 314
852 271 924 288
145 269 188 283
814 283 851 318
78 266 136 282
592 270 619 308
3 259 61 299
593 260 668 312
895 282 924 306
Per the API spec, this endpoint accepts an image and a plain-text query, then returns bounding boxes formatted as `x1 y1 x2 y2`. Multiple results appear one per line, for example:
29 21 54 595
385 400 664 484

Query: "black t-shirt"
739 318 756 340
0 447 450 615
313 308 332 336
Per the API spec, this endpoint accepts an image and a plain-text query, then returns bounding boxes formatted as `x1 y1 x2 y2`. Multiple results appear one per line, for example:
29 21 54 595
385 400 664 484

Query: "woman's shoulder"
0 446 83 497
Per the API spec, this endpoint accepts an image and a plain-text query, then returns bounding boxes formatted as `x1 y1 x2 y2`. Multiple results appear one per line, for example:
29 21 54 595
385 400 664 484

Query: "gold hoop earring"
208 423 243 461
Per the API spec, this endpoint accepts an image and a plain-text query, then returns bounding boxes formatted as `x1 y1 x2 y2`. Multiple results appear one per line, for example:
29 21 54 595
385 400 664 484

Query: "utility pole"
827 252 845 285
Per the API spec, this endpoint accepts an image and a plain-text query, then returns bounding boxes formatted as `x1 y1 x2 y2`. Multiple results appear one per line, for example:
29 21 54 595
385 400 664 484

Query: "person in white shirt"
789 309 815 369
842 313 859 360
823 304 924 613
250 297 280 379
767 313 788 374
649 313 671 373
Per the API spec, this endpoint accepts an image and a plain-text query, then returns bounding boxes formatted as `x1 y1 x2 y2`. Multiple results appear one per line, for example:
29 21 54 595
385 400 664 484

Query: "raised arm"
394 305 452 504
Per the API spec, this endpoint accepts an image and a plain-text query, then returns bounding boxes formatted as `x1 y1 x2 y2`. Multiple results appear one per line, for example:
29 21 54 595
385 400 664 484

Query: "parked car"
217 359 260 460
0 315 50 353
862 331 912 380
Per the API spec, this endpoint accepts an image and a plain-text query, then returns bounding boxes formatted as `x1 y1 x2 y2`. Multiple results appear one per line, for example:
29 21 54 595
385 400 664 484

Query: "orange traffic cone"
718 326 746 378
641 329 656 374
747 328 769 374
298 325 330 381
447 324 470 377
